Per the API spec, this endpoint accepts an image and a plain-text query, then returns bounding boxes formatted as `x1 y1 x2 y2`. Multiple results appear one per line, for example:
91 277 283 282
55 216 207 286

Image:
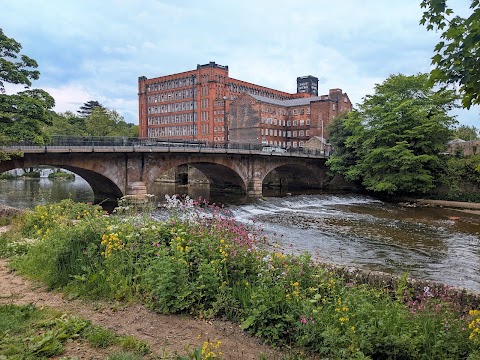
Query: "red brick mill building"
138 61 352 148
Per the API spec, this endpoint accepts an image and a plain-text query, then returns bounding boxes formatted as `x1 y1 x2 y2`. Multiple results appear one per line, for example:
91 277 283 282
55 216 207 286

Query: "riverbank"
0 204 22 217
400 198 480 215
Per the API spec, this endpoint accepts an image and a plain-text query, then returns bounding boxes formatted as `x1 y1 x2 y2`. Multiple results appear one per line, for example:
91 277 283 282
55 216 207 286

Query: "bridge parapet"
1 145 329 159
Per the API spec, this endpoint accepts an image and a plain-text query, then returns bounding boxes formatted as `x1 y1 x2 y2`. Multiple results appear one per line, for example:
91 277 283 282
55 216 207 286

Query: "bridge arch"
0 155 124 204
257 159 330 194
143 154 249 196
60 166 123 202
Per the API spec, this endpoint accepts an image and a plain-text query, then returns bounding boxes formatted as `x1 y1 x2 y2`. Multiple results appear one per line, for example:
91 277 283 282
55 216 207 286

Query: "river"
1 176 479 292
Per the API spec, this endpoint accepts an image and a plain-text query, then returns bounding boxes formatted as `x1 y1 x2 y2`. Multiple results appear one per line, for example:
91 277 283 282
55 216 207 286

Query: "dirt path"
0 259 279 359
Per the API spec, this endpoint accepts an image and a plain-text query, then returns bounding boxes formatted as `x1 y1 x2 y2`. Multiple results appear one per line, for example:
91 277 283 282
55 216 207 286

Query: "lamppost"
223 96 228 148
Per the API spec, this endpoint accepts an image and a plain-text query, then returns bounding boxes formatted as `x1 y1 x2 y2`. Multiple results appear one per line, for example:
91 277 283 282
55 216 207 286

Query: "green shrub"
48 171 75 180
0 173 16 180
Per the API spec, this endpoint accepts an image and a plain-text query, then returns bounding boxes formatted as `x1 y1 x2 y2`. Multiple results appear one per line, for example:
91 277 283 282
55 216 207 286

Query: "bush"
433 154 480 202
47 171 75 180
0 173 16 180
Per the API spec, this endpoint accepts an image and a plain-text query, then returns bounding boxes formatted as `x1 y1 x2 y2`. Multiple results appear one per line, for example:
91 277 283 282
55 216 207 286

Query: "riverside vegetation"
1 198 480 359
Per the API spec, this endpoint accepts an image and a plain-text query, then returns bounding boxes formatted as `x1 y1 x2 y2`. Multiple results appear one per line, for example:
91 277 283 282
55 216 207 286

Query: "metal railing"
1 136 330 158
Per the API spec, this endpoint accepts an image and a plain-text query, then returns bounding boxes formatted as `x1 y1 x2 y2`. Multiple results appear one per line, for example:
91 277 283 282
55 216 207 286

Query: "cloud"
43 85 94 114
1 0 478 126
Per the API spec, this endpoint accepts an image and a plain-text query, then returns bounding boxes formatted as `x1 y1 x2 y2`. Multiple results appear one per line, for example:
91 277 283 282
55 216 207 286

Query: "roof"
447 139 467 144
249 93 329 107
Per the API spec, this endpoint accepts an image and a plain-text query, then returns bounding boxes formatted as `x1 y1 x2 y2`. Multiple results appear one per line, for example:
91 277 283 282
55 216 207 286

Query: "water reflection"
0 177 94 209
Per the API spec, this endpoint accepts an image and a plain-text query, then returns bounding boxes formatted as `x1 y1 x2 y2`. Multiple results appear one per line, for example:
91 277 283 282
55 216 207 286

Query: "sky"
1 0 478 126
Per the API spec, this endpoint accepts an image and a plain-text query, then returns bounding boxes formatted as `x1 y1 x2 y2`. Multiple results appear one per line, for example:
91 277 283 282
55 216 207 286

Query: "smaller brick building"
447 139 480 156
228 89 352 148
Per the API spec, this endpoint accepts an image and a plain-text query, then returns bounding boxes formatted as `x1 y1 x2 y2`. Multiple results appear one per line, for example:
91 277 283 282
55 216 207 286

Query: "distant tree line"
46 102 138 138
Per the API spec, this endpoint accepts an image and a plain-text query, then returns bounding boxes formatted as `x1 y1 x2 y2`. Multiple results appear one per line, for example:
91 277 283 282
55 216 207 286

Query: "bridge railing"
1 136 330 158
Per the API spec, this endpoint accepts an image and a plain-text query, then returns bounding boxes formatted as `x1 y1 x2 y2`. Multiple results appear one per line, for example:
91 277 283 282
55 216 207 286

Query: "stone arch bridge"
0 145 330 203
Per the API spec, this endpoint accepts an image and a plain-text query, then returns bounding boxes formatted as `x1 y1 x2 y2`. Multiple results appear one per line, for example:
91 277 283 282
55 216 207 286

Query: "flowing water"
1 176 479 292
230 195 480 292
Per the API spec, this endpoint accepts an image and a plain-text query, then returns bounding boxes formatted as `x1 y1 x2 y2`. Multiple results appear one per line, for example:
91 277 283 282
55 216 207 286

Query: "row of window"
145 77 288 104
213 100 226 107
148 125 198 137
227 83 289 100
262 140 305 148
147 113 197 125
147 101 197 114
261 129 310 137
147 89 196 103
146 77 196 92
261 118 311 126
261 106 312 116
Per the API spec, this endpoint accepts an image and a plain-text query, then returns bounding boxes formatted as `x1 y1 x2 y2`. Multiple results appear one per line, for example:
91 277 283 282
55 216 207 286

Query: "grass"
0 303 150 360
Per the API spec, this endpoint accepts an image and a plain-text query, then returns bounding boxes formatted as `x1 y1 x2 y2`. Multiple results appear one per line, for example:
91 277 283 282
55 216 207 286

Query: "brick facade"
229 89 352 148
138 61 352 146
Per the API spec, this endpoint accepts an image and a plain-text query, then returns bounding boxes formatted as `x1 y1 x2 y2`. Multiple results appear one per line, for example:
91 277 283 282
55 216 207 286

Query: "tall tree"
77 100 103 118
84 107 114 136
0 28 39 93
420 0 480 109
326 111 361 178
0 89 55 144
452 124 479 140
452 125 480 141
83 107 137 137
44 111 87 137
0 28 54 146
326 73 458 195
